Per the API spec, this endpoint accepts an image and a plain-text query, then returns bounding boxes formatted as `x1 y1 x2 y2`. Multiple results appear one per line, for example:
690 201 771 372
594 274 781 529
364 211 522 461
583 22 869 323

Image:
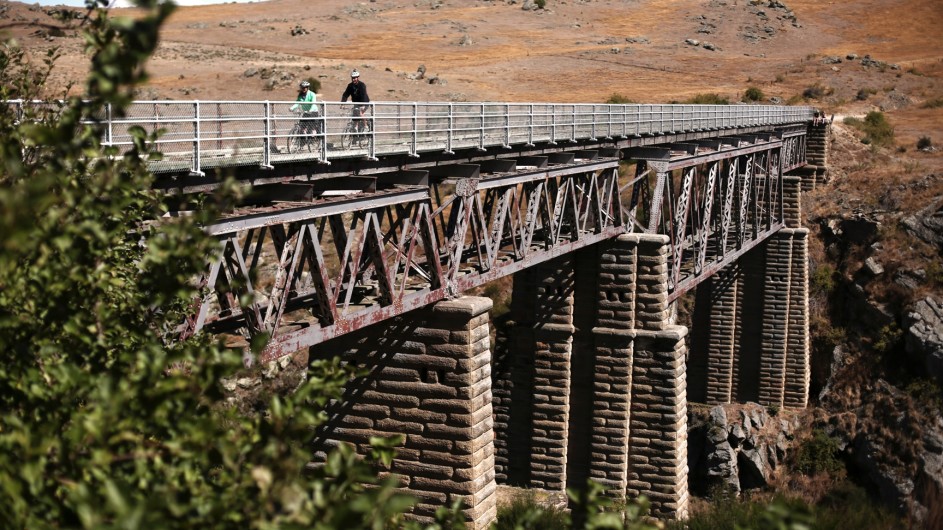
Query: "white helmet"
299 80 310 88
351 70 360 78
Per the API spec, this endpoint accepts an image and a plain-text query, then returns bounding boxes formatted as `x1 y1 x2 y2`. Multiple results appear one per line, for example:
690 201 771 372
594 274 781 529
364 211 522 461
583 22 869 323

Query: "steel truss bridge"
84 100 813 361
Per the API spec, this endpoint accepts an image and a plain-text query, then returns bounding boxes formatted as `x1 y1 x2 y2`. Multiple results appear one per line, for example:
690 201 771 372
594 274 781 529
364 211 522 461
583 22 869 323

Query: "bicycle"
285 111 321 154
341 105 372 149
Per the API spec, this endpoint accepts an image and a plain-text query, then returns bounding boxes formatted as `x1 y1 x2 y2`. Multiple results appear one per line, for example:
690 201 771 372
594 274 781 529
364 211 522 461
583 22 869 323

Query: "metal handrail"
6 99 815 175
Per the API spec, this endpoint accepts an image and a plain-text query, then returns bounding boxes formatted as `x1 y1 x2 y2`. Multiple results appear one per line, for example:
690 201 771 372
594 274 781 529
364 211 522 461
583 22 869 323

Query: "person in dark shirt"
341 70 370 132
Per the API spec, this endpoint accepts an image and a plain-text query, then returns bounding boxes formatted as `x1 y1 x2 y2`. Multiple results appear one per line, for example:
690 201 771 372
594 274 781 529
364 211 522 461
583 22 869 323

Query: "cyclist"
290 80 320 138
340 70 370 133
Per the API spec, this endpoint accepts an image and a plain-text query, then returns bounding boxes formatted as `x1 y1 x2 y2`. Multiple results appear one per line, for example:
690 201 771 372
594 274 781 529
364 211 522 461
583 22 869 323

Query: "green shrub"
803 85 824 99
607 93 636 104
811 264 836 296
0 5 455 529
856 87 877 101
862 111 895 146
495 483 659 530
535 0 547 8
795 430 844 476
494 492 569 530
917 136 933 150
813 481 902 530
684 93 730 105
305 77 322 93
669 482 901 530
743 86 765 102
873 323 902 354
845 111 895 147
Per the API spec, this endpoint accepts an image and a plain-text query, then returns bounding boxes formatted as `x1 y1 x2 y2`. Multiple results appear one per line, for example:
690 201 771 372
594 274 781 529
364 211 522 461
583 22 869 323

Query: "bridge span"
97 99 827 528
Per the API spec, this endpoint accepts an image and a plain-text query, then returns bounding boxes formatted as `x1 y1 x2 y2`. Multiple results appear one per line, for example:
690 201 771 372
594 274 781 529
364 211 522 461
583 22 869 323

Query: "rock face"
902 196 943 253
904 296 943 386
842 381 943 525
688 403 797 495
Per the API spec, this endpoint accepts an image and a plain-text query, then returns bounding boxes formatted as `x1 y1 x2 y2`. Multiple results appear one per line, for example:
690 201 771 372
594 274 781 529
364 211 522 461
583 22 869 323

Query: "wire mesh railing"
5 99 815 175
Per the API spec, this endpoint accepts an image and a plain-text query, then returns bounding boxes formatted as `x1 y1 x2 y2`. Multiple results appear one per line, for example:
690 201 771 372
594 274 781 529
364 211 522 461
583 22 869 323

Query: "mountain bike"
286 111 321 154
341 105 372 149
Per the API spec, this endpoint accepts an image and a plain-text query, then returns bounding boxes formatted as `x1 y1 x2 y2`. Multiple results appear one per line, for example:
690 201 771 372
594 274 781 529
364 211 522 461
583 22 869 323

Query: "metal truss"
625 132 803 301
175 125 808 359
180 152 624 362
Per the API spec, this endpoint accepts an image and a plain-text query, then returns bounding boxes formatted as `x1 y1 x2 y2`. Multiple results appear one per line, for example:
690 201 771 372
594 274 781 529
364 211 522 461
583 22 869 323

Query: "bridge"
89 99 829 528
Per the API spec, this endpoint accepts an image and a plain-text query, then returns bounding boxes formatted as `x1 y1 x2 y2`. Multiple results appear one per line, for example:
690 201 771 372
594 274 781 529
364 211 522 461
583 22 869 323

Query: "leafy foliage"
794 430 843 476
843 112 895 147
0 2 456 528
667 482 900 530
495 483 662 530
606 94 637 104
682 93 730 105
743 87 765 102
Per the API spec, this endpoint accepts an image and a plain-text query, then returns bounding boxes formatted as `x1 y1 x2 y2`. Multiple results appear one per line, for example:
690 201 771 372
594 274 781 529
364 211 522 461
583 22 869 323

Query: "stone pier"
311 296 497 529
688 175 810 409
797 118 830 190
494 234 689 519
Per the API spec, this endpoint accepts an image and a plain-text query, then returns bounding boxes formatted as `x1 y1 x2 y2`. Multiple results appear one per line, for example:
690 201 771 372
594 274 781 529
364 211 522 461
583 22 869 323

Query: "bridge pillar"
689 263 741 405
797 119 830 190
583 237 638 496
782 175 811 408
311 296 497 529
621 234 690 519
494 235 690 519
495 256 575 491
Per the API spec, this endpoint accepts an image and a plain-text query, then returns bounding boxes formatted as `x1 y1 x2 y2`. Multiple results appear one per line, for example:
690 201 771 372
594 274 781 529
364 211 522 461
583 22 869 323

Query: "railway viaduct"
88 99 830 528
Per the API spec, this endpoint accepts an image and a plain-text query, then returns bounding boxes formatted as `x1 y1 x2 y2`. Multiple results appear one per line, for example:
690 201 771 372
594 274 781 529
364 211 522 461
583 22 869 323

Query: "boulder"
902 197 943 252
739 446 771 488
904 296 943 385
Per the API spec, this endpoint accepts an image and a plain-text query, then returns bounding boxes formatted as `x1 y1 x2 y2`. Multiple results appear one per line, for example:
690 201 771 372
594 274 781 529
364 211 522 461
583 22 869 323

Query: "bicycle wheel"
341 122 357 150
285 124 300 154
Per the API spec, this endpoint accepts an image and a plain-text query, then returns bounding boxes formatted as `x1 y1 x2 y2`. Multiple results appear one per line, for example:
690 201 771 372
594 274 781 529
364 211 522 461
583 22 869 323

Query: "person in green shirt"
290 81 321 135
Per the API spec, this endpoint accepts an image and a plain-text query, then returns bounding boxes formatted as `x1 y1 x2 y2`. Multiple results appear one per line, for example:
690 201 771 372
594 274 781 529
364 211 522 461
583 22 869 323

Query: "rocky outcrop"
838 381 943 525
688 403 798 495
902 195 943 253
905 296 943 386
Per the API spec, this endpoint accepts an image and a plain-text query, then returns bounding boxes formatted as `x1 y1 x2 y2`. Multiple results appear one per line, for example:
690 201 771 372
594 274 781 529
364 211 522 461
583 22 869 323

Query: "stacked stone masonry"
687 171 811 410
798 121 830 190
311 297 497 530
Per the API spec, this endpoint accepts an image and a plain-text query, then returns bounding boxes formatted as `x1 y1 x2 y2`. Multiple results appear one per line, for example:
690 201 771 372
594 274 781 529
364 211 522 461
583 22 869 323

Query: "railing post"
550 104 557 145
446 103 454 154
106 103 113 147
191 101 204 177
412 102 419 156
571 104 576 142
527 104 534 146
216 102 223 150
479 103 485 151
262 101 272 169
505 103 511 147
